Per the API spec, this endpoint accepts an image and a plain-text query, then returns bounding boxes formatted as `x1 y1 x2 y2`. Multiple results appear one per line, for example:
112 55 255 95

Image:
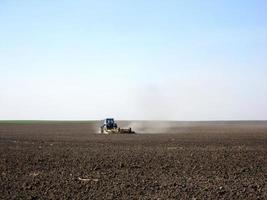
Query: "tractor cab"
103 118 117 130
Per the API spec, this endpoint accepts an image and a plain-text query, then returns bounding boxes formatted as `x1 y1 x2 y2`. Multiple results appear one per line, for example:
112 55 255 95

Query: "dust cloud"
127 121 194 134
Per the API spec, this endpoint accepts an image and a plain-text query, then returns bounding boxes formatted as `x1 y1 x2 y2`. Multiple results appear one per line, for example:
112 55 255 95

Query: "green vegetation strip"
0 120 98 125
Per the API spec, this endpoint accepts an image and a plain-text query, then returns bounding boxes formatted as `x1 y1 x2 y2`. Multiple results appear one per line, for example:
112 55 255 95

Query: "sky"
0 0 267 120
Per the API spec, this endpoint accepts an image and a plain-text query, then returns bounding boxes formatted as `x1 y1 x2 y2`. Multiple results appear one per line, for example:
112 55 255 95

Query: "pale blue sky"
0 0 267 120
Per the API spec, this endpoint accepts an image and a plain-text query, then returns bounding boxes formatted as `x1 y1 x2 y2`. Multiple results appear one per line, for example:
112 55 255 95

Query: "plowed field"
0 121 266 199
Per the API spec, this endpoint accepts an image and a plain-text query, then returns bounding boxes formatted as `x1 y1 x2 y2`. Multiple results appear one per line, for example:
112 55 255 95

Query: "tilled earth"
0 122 266 200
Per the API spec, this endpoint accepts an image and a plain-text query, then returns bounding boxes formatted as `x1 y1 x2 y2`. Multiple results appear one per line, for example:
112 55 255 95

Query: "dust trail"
93 121 102 133
128 121 191 134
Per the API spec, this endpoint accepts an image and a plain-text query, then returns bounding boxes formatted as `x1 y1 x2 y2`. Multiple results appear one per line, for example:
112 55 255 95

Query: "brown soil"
0 122 266 200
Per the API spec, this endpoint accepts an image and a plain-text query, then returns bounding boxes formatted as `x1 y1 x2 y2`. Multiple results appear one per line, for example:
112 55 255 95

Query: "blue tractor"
100 118 134 134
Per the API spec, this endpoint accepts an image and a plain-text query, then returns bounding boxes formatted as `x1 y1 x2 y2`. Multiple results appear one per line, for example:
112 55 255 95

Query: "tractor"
100 118 135 134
